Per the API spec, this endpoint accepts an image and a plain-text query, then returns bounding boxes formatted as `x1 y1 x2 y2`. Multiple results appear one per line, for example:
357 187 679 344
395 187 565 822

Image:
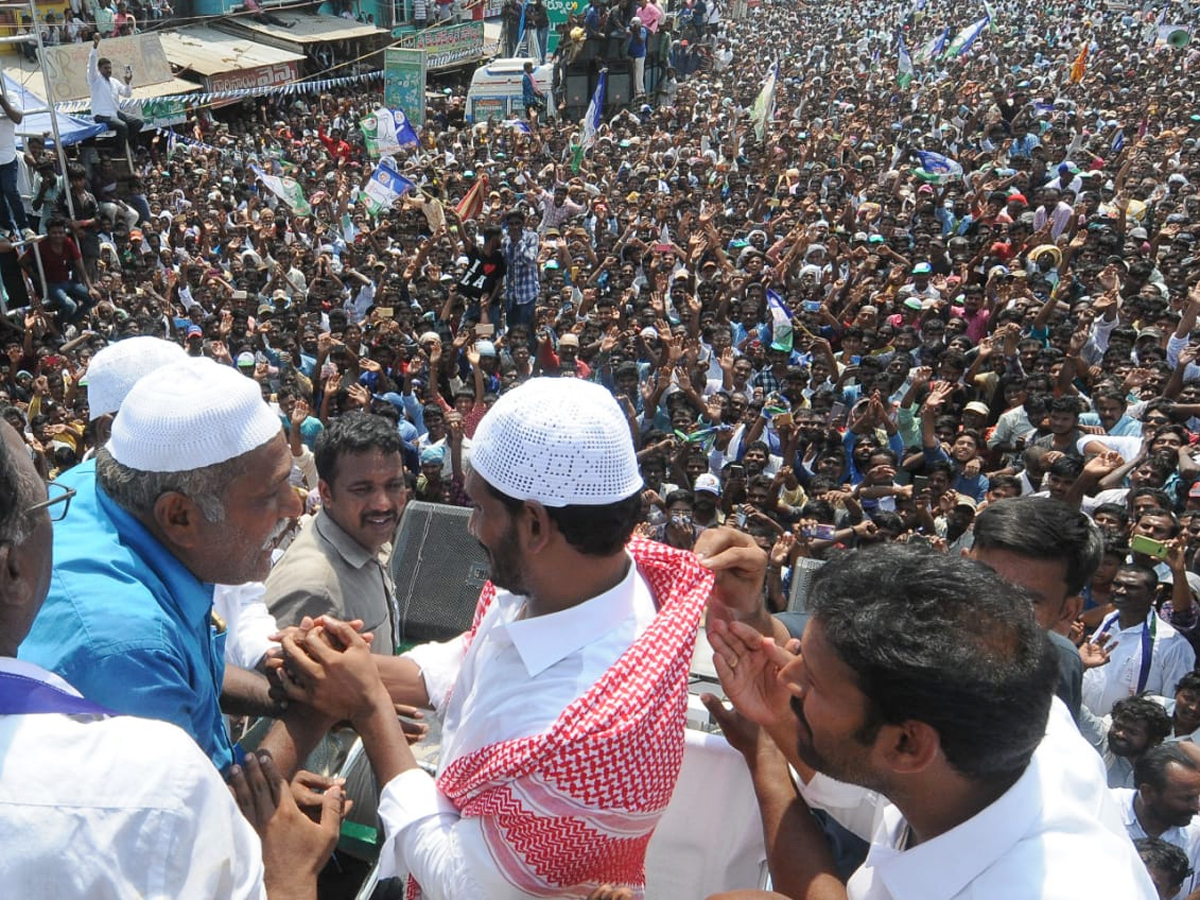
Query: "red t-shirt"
28 236 81 283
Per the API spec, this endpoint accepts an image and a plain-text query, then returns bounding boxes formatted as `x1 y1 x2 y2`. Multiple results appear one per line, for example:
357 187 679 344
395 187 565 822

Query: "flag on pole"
392 107 420 146
571 69 606 173
502 119 533 133
917 26 948 63
251 165 311 216
897 33 914 88
1068 42 1088 84
363 158 416 216
766 288 793 353
749 59 780 143
944 15 989 58
165 129 177 161
360 107 420 158
455 174 488 221
1146 7 1166 44
982 0 997 29
1110 127 1125 154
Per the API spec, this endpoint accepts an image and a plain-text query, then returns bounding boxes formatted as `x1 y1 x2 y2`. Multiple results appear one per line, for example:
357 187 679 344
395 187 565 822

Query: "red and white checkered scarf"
406 537 713 899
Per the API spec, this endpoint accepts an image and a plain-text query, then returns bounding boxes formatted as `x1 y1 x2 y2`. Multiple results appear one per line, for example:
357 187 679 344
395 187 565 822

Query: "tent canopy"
4 75 106 148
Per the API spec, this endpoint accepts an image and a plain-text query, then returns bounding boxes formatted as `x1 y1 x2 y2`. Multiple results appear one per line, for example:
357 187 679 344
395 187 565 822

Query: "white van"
466 57 555 123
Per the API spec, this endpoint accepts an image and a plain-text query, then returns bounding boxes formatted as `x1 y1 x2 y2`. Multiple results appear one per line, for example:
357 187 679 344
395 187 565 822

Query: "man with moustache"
20 358 304 773
702 545 1156 899
265 411 406 656
273 377 782 898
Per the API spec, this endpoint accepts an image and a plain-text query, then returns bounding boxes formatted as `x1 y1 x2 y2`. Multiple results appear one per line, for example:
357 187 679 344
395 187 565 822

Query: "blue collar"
95 483 215 625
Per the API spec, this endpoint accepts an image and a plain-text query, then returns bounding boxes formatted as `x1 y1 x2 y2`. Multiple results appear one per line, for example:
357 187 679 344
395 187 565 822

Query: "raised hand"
707 618 795 730
228 752 343 897
1079 632 1117 669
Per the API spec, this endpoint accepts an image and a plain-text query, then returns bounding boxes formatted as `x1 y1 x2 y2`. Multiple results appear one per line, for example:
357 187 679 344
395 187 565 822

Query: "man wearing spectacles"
0 419 346 896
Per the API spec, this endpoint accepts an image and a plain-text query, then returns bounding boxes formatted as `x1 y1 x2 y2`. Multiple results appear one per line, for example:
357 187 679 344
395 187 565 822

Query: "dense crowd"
9 0 1200 895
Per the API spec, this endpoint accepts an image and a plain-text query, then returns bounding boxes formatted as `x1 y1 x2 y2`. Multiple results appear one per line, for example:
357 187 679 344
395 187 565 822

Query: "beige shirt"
263 509 398 654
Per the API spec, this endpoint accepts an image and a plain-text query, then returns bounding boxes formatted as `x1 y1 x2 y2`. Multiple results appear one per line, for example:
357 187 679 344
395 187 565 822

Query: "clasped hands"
267 616 427 743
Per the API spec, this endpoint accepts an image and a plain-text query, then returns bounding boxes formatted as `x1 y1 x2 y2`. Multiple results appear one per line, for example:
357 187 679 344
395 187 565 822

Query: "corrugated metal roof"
160 25 306 76
219 14 388 46
129 76 203 98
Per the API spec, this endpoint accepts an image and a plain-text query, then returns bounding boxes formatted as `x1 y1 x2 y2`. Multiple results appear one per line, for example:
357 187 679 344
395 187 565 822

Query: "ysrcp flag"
364 159 416 216
251 165 311 216
361 107 421 157
750 59 780 143
917 26 948 63
766 288 793 353
944 14 989 57
571 69 607 173
916 149 963 177
897 33 914 88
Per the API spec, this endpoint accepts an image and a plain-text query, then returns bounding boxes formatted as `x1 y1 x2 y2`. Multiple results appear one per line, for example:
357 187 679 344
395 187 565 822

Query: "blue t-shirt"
19 460 235 773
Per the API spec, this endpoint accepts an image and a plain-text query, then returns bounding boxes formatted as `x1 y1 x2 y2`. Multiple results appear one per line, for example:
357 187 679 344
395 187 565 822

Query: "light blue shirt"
20 460 234 773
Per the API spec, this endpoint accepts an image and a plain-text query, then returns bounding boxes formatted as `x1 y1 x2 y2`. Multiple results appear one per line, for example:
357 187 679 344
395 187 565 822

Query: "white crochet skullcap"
86 337 187 420
108 357 282 473
471 378 642 508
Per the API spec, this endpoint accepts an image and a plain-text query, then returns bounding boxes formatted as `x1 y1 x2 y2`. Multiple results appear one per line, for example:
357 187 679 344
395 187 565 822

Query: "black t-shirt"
456 246 506 301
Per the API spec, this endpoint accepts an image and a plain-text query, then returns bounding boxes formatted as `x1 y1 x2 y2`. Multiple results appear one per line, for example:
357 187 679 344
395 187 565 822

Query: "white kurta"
377 559 657 899
797 699 1157 899
1082 614 1196 717
0 657 266 899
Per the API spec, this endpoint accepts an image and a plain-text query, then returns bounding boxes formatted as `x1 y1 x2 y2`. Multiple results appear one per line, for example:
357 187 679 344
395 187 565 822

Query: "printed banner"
397 21 485 70
384 47 428 130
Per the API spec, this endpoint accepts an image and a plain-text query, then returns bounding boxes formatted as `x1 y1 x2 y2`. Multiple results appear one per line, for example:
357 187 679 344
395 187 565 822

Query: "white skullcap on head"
471 378 642 508
86 337 187 420
108 357 282 473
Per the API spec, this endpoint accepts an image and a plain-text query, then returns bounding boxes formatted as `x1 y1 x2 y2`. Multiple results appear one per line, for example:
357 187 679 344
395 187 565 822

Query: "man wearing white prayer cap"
83 335 186 446
274 377 785 898
20 357 316 776
66 335 284 695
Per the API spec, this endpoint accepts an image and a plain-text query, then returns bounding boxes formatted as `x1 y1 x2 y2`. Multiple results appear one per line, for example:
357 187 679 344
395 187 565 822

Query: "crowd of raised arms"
8 0 1200 897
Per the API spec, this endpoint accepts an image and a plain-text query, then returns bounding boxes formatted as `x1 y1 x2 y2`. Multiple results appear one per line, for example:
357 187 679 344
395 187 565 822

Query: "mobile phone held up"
801 524 837 541
1130 534 1172 561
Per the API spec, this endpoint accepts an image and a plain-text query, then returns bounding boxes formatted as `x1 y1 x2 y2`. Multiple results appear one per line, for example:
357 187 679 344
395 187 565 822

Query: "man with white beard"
20 357 306 773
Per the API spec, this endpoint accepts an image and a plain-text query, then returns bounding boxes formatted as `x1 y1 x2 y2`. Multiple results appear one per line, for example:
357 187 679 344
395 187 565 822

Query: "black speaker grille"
390 501 490 646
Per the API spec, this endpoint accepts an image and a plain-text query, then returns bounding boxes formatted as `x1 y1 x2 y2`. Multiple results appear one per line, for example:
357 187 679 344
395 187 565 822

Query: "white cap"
470 378 642 508
109 357 282 473
86 337 187 420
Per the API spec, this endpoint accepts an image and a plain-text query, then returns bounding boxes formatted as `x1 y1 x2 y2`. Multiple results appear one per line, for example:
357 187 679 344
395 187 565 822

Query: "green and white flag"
571 70 607 174
944 14 989 58
251 165 311 216
897 33 914 88
749 59 780 144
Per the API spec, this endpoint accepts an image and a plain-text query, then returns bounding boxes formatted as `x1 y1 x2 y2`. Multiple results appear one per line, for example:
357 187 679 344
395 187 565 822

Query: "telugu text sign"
41 33 173 103
397 21 484 71
207 61 299 95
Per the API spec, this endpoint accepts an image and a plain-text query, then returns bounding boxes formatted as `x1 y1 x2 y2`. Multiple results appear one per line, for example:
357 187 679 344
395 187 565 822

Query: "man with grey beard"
20 357 310 774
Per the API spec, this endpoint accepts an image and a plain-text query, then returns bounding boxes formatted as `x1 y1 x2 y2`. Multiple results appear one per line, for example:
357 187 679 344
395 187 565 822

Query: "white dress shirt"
0 657 266 899
0 112 17 166
1114 786 1200 898
1078 705 1136 788
798 699 1157 899
1152 697 1200 743
87 47 131 119
376 557 657 898
212 581 279 670
1083 614 1196 717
